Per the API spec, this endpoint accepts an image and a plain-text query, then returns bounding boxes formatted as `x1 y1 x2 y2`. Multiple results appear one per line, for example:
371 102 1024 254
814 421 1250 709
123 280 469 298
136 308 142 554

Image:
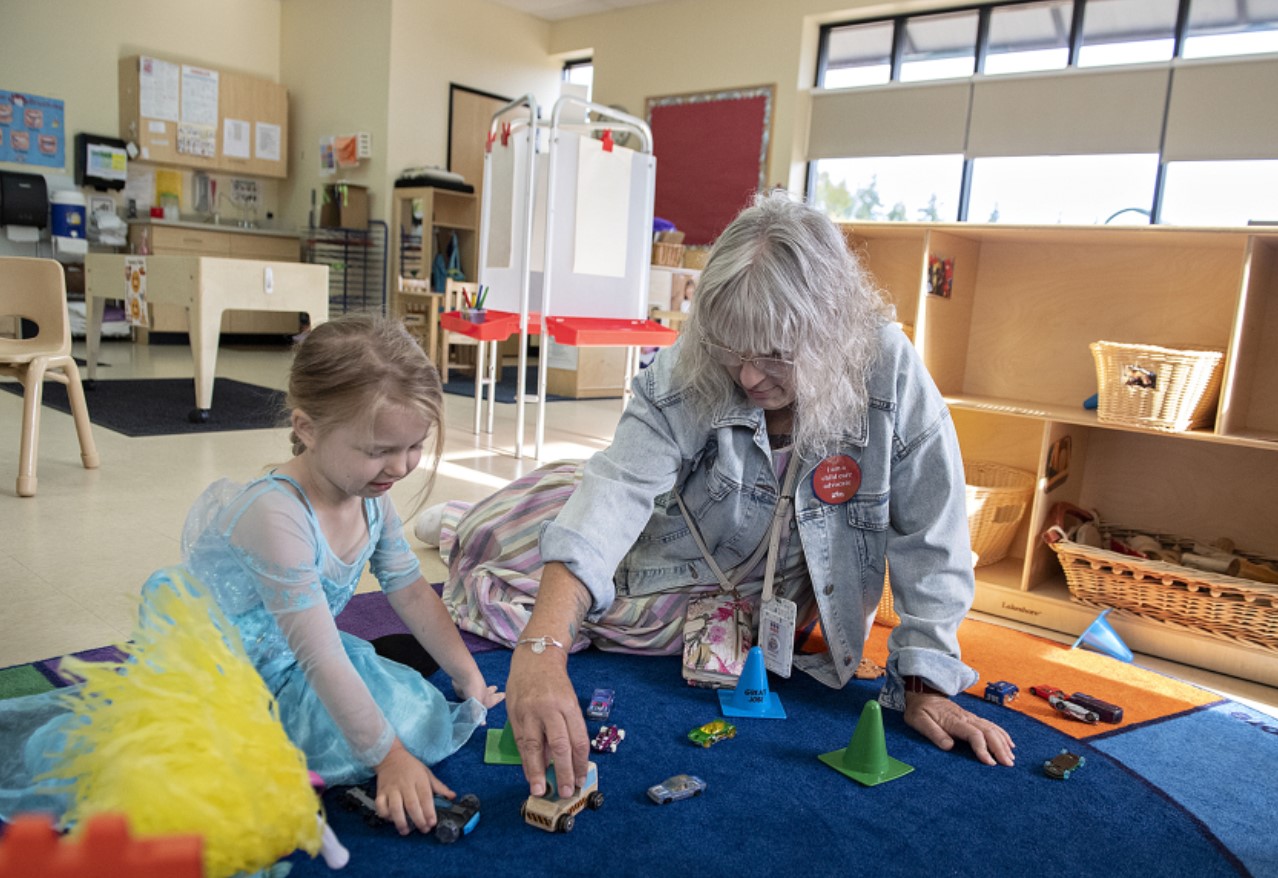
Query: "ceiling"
488 0 678 22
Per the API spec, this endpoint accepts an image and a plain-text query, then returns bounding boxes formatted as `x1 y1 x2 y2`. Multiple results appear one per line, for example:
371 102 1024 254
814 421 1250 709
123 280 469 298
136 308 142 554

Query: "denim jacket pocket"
844 491 890 588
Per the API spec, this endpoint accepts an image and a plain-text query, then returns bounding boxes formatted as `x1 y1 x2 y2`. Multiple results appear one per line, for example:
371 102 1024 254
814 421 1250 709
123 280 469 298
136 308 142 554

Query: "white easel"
463 94 675 459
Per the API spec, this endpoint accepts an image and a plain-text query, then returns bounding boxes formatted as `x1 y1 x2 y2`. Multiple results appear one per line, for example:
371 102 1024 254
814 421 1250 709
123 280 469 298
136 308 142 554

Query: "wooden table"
84 255 330 421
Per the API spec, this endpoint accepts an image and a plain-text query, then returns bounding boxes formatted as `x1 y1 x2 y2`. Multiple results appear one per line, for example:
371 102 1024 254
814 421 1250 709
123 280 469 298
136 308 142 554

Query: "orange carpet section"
860 617 1220 740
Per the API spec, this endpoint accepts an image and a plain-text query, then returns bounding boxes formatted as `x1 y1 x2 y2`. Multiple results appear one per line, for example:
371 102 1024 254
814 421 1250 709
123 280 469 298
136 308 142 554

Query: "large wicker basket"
965 461 1034 567
1047 526 1278 653
1090 341 1224 432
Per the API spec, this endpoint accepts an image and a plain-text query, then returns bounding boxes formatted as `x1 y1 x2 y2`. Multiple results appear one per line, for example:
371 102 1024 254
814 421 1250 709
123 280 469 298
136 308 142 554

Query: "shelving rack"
302 220 388 315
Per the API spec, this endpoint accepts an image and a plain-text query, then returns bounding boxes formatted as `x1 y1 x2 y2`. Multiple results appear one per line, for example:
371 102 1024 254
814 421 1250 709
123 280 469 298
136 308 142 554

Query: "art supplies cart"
447 94 677 458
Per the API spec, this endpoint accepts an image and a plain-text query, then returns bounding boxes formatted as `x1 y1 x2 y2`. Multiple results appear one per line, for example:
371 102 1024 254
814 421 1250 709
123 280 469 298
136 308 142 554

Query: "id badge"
760 597 797 679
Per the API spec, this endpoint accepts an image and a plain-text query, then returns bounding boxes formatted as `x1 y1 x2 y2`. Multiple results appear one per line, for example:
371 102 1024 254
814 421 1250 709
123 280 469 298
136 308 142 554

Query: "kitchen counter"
127 218 300 239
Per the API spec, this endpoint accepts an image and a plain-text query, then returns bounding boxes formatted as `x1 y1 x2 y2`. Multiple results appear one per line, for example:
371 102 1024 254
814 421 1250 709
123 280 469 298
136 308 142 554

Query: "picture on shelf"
1045 435 1071 494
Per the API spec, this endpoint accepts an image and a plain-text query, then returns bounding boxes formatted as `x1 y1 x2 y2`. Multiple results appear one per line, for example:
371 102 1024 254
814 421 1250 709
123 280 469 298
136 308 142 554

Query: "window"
822 20 895 88
1078 0 1178 66
901 10 980 81
985 0 1074 74
810 156 965 222
562 59 594 100
1160 160 1278 225
967 154 1159 223
1183 0 1278 59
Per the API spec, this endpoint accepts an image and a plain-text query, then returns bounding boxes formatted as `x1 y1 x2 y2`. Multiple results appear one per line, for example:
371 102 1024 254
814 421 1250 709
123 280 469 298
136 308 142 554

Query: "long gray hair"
674 190 894 459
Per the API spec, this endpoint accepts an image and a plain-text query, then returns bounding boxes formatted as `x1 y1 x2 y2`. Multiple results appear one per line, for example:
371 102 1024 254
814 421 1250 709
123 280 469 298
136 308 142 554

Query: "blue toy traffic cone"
819 699 914 786
484 719 522 765
1071 609 1133 662
718 646 786 718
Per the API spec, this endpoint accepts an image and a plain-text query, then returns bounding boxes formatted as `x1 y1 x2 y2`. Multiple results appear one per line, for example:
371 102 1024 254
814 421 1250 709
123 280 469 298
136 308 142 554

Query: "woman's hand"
374 739 454 835
452 670 506 710
903 691 1016 766
506 644 590 799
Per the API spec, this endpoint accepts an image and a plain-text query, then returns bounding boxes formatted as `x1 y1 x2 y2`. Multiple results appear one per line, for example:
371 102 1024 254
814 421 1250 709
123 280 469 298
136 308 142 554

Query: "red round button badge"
812 454 861 505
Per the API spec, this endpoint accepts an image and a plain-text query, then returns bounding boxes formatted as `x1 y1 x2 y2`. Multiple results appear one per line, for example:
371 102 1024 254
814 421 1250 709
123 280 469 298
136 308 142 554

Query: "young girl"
0 314 502 837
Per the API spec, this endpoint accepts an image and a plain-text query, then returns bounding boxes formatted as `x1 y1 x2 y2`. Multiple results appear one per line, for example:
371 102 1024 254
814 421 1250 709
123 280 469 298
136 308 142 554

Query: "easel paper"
486 138 516 270
573 136 631 278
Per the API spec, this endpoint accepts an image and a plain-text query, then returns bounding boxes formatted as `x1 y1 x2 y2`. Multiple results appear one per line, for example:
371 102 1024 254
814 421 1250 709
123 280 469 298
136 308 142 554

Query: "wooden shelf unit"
389 186 478 301
844 221 1278 686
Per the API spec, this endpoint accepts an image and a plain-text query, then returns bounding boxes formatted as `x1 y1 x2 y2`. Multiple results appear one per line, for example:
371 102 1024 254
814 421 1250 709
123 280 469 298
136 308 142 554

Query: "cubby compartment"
846 220 1278 686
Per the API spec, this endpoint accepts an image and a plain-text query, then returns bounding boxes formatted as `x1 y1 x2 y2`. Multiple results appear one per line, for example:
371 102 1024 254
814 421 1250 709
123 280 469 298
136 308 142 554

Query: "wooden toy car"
341 784 480 843
687 718 737 748
591 723 625 753
521 762 603 833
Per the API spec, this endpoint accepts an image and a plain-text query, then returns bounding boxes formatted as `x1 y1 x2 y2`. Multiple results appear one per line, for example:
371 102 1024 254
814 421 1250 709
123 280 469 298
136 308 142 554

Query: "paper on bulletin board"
223 118 250 159
256 122 281 162
0 90 65 168
318 136 336 176
177 123 215 158
573 136 631 278
138 56 179 122
124 256 148 327
180 65 219 127
124 167 155 213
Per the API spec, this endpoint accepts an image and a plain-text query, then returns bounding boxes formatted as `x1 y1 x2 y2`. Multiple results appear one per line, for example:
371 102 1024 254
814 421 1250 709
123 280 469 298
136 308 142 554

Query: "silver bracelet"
516 635 566 654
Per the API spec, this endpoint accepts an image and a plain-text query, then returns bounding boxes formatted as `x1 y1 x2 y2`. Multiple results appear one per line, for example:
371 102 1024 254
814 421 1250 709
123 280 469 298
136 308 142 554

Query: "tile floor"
2 337 1276 720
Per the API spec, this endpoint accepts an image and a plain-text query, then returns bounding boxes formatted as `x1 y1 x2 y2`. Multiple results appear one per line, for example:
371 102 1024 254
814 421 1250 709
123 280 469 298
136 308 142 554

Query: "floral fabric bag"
681 593 756 688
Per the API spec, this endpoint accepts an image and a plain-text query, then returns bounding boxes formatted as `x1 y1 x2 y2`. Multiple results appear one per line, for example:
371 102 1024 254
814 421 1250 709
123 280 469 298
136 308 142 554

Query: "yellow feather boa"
43 568 322 878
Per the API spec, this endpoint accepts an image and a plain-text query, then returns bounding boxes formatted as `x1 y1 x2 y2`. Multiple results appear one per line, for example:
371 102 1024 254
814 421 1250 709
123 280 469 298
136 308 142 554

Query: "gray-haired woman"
425 190 1015 800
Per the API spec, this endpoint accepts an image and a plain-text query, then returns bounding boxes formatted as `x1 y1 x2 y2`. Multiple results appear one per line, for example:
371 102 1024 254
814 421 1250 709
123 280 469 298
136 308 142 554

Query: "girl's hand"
452 671 506 710
374 739 454 835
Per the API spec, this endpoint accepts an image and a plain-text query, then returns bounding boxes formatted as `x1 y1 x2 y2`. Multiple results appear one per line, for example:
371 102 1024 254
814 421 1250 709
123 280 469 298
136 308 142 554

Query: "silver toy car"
647 773 706 805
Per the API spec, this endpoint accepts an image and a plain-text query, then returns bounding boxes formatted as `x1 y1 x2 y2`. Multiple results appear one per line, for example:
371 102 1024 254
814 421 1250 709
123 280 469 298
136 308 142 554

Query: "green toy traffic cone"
719 646 786 719
819 700 913 786
484 719 522 765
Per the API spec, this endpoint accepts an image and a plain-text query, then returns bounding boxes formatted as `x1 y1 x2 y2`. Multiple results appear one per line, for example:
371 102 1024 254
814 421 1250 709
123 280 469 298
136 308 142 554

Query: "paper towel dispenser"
0 171 49 229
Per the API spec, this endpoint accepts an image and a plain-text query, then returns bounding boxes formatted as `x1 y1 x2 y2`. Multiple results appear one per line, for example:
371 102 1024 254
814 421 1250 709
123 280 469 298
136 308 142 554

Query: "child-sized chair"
0 257 100 497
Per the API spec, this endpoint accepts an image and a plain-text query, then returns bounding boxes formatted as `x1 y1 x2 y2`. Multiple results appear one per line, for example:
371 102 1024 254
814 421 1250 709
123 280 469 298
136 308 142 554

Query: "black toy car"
341 783 480 843
1043 749 1086 780
1069 691 1124 724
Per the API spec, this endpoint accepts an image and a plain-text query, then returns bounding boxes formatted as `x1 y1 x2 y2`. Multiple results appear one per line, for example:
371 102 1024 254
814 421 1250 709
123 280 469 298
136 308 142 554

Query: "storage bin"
965 461 1034 567
1090 341 1224 432
651 241 685 267
1046 524 1278 653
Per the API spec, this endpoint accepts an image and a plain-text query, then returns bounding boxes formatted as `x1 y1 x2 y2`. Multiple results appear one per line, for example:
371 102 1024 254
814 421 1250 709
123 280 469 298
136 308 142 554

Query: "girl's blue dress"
0 474 486 820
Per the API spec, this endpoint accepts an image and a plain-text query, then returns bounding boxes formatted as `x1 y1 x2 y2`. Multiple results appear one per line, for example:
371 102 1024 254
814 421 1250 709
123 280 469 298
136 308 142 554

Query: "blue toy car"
586 687 615 721
984 680 1019 706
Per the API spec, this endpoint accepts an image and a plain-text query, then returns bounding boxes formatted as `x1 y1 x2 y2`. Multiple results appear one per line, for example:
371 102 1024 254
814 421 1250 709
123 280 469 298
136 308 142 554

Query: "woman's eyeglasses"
699 335 794 379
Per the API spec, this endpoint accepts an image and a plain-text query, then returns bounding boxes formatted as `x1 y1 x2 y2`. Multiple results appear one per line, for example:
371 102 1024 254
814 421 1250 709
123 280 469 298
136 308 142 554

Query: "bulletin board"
645 85 774 246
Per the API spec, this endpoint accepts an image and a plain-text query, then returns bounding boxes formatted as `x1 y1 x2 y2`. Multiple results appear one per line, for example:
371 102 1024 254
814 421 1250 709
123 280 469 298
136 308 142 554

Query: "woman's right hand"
373 738 454 835
506 639 591 799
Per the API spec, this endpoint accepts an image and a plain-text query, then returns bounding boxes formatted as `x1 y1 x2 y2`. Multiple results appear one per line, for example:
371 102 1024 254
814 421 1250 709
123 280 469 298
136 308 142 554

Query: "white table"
84 255 330 420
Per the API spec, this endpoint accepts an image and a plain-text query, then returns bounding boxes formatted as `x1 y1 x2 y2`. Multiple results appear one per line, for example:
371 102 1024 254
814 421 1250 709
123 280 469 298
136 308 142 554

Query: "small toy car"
1043 749 1086 779
1049 693 1100 724
1030 684 1064 701
522 762 603 833
1069 691 1124 724
647 774 706 804
586 688 615 721
591 724 625 753
341 784 480 843
687 718 737 748
983 681 1019 705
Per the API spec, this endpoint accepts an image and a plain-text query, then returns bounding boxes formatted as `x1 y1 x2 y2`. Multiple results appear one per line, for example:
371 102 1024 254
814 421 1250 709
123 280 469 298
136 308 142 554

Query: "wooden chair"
439 279 480 385
0 257 100 497
395 277 443 365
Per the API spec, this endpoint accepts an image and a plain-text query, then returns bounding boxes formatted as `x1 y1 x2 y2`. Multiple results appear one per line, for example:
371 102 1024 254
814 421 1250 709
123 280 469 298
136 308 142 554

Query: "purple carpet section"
335 589 503 654
34 645 129 688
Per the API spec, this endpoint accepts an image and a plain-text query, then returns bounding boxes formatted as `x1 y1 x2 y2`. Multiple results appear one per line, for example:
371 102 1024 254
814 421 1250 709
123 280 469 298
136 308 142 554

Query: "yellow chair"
0 257 99 497
440 279 480 386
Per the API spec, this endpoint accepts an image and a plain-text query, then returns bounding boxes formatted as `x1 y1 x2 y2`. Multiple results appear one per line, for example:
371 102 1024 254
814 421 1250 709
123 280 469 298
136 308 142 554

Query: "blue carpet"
284 646 1259 878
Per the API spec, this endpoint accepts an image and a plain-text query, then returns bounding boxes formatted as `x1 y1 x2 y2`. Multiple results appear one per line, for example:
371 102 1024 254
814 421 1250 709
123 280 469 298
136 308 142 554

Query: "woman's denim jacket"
540 322 979 708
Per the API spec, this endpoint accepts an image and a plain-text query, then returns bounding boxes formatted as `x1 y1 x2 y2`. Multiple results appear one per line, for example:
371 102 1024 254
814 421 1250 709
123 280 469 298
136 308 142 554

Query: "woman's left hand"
904 692 1016 766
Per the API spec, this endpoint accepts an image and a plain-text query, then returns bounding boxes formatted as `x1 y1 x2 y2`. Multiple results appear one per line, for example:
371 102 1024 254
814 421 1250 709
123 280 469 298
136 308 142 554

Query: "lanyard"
673 450 801 598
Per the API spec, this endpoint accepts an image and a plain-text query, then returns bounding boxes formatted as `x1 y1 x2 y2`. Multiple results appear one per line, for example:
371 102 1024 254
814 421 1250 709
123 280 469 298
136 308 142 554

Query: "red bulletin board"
645 85 774 246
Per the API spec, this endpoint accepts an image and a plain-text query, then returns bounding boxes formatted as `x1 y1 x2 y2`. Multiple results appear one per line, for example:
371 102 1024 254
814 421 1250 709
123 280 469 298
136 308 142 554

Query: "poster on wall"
645 85 774 246
0 90 65 168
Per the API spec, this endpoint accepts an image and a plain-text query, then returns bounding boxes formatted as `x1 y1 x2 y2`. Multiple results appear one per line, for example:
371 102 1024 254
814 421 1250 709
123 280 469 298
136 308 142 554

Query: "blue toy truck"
984 681 1020 706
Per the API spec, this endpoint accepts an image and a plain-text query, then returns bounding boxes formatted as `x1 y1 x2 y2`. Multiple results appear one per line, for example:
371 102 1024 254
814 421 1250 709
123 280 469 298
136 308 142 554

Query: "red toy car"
1031 684 1063 701
591 724 625 753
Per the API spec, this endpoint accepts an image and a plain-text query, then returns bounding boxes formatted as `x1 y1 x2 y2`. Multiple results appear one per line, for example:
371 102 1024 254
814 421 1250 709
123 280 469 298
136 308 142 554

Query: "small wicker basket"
1046 525 1278 653
651 241 685 267
965 461 1035 567
1090 341 1224 432
876 568 899 627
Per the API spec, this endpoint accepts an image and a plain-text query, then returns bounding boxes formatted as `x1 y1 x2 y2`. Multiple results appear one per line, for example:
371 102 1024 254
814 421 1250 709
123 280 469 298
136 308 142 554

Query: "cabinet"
844 221 1278 686
389 186 477 302
118 56 288 178
128 222 302 336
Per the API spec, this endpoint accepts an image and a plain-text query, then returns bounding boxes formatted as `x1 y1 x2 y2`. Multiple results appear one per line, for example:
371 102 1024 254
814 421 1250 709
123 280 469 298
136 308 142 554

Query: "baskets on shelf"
651 241 685 267
965 461 1035 567
1046 525 1278 654
1090 341 1225 432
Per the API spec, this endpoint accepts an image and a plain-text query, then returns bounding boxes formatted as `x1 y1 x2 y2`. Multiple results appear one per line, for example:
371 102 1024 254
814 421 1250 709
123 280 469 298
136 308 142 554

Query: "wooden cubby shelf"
845 221 1278 687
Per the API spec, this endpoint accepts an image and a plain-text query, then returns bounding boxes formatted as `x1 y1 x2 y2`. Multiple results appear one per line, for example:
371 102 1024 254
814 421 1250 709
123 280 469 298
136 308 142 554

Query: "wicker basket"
1090 341 1224 432
652 241 685 267
876 568 899 627
1047 526 1278 653
965 461 1034 567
